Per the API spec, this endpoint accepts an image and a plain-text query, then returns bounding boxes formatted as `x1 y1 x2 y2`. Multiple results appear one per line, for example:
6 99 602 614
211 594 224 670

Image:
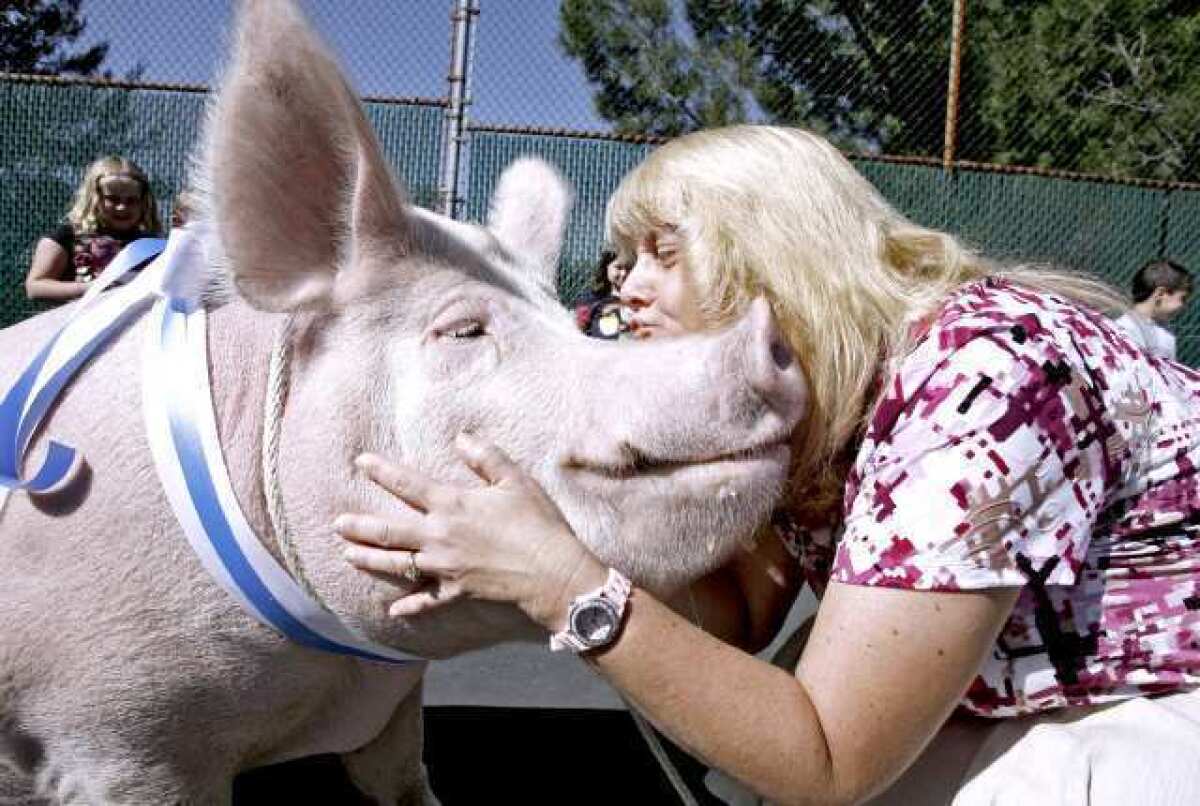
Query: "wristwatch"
549 568 632 653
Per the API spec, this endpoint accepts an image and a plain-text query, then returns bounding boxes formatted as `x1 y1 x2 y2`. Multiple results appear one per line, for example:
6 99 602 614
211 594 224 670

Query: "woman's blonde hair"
67 155 161 234
606 125 1123 522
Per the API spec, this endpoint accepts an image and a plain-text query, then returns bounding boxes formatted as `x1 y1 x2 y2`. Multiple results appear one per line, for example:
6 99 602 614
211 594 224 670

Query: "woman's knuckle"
420 551 445 573
431 554 457 578
385 469 412 495
429 520 451 544
374 462 403 486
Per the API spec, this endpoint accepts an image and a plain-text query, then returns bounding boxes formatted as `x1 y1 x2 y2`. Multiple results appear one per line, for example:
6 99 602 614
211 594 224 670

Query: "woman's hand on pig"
335 433 608 631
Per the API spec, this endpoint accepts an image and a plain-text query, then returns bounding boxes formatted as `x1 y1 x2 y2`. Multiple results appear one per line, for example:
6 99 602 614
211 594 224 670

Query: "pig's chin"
559 443 791 595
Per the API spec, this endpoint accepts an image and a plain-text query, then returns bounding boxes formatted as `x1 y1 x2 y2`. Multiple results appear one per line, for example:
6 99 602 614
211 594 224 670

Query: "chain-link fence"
3 1 1198 357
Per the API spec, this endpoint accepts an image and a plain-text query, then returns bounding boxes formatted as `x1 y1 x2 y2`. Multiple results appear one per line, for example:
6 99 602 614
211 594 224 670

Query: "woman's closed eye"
652 230 682 265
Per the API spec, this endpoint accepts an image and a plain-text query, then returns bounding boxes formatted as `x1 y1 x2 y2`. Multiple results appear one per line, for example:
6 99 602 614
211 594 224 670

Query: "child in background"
572 248 630 339
1113 259 1192 360
25 156 162 302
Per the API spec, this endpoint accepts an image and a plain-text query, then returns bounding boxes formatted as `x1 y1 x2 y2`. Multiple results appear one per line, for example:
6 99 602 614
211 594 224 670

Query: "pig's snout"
744 298 807 427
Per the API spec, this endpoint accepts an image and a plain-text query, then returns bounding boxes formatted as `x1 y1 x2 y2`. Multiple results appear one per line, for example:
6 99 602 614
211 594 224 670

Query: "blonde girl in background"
338 125 1200 804
26 155 161 302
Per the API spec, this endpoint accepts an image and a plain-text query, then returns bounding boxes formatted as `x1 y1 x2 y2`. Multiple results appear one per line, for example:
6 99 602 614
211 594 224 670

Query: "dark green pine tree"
969 0 1200 181
559 0 757 137
560 0 1200 181
1 0 108 76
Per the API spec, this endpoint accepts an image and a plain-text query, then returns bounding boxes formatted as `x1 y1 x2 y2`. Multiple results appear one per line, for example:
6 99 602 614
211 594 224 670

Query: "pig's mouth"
561 438 792 591
566 439 790 483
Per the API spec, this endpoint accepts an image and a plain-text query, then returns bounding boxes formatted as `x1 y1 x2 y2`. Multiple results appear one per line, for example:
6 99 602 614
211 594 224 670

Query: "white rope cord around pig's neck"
261 315 326 606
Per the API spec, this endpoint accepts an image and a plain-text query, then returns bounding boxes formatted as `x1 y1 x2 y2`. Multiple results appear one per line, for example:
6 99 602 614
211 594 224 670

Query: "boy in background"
1114 259 1192 360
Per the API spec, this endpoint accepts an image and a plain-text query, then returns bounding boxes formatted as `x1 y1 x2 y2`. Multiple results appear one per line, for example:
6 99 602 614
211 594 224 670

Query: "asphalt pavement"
233 591 818 804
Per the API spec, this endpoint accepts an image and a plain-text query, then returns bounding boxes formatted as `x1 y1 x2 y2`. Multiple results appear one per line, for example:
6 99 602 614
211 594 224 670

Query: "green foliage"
559 0 957 147
970 0 1200 180
694 0 955 154
559 0 756 136
1 0 108 76
559 0 1200 180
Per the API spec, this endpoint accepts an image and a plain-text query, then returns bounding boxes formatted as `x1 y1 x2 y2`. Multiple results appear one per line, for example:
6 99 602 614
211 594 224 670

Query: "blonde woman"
337 126 1200 804
26 155 162 302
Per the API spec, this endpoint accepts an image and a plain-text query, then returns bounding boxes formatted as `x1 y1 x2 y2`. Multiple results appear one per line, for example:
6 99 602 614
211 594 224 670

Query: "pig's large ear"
487 159 571 292
207 0 409 311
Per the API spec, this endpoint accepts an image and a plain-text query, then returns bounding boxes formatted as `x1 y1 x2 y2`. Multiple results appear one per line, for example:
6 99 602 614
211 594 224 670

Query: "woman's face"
618 228 707 338
97 174 145 232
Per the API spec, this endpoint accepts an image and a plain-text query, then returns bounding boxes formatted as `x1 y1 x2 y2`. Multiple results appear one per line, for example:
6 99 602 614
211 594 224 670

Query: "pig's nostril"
770 340 793 372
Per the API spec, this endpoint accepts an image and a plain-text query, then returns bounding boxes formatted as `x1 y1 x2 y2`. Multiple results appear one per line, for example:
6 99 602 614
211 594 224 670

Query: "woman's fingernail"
388 601 407 618
331 515 347 533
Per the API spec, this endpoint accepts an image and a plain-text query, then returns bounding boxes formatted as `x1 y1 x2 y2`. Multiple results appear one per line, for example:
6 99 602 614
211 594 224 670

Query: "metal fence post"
439 0 479 218
942 0 968 173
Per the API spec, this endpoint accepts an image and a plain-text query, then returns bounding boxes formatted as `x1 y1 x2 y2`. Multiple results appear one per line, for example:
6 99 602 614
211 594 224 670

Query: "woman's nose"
620 284 645 309
619 282 651 311
619 257 653 309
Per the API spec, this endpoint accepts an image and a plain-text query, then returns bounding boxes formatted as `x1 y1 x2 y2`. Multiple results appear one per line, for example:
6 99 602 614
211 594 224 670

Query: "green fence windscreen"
0 77 443 329
6 89 1199 364
853 162 1200 364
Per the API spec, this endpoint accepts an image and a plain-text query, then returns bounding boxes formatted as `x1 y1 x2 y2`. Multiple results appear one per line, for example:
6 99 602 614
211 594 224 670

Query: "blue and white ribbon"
3 230 421 665
0 238 166 507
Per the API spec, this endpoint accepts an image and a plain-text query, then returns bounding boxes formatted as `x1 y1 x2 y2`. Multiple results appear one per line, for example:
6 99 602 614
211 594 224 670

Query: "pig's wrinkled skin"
0 0 807 802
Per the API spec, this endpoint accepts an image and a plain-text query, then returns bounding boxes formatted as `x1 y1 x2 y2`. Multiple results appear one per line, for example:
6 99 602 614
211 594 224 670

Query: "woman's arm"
600 579 1013 805
337 438 1017 805
26 238 85 301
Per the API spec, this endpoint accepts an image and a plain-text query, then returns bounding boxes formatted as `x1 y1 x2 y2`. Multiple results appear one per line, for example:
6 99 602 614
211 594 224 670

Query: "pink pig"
0 0 806 802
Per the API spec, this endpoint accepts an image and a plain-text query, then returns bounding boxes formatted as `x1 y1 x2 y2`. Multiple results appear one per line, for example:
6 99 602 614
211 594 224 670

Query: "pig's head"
194 0 806 652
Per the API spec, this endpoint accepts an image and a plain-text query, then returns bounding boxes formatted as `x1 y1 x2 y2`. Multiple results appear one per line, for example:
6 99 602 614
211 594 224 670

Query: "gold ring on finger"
403 551 422 584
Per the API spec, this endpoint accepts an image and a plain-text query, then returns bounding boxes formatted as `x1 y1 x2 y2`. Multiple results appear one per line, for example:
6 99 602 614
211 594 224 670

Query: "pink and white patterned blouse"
791 278 1200 717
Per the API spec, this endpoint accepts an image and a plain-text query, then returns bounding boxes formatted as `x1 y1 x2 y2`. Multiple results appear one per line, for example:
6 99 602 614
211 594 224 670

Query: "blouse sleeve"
832 329 1111 591
46 223 75 253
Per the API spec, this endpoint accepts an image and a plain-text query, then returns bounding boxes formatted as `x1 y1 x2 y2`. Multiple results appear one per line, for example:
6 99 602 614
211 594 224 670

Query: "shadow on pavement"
233 706 723 805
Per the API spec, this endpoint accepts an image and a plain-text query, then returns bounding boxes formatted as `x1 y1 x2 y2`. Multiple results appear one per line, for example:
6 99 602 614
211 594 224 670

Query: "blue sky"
79 0 607 130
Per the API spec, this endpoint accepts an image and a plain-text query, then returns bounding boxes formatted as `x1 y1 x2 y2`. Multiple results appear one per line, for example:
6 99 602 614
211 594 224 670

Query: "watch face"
570 598 620 648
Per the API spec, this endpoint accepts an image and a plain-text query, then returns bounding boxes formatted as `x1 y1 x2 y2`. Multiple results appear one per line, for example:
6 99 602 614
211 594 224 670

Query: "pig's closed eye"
444 320 486 340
